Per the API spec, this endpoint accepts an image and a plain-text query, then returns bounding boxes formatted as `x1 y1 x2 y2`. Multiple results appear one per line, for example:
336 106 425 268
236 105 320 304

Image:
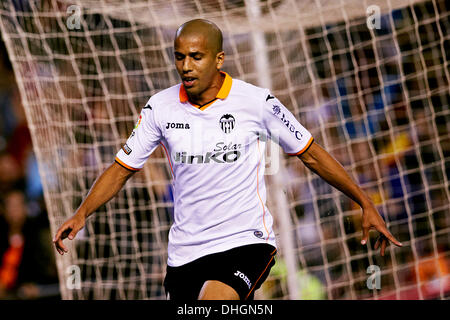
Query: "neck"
188 71 224 106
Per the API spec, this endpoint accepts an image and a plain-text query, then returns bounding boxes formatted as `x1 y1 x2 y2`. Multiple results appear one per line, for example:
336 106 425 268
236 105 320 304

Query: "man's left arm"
298 141 403 256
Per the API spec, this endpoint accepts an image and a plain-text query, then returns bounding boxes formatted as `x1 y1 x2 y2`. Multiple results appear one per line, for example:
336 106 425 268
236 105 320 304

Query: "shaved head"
175 19 223 55
173 19 225 105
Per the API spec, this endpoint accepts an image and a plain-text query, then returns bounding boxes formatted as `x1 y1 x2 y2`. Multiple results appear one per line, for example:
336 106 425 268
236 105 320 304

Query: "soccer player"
53 19 402 300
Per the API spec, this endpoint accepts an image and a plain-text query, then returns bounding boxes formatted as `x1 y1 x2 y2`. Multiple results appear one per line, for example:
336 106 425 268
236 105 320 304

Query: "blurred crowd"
0 42 60 299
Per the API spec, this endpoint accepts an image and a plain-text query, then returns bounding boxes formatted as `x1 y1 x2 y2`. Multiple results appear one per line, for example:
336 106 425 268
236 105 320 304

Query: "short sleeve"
262 90 314 156
115 100 162 170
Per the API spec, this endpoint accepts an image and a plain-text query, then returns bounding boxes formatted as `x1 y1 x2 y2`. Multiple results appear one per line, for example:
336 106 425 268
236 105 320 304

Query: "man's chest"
160 104 263 164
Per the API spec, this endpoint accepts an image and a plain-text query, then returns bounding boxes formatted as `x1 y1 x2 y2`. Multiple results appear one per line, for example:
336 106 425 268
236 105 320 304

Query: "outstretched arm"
298 141 402 256
53 161 136 255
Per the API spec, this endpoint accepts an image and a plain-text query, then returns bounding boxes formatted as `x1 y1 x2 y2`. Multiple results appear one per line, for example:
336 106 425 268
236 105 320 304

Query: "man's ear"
216 51 225 69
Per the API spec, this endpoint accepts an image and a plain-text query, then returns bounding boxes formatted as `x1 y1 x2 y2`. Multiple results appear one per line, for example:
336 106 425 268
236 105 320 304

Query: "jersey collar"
179 71 232 104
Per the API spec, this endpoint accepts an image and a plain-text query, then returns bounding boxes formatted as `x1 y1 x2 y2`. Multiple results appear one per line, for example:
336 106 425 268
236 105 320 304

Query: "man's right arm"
53 161 136 255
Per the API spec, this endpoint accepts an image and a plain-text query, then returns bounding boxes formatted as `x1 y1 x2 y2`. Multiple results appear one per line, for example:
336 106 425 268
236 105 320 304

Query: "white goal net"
0 0 448 299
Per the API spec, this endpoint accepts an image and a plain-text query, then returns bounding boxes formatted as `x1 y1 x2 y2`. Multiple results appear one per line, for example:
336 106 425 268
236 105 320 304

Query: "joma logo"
166 122 190 129
234 270 252 289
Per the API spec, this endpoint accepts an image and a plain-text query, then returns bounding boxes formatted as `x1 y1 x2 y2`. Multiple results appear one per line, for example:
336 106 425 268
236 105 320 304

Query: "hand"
53 213 85 255
360 205 402 256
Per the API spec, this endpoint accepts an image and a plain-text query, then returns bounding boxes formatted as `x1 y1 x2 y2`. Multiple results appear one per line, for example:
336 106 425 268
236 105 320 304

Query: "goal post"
0 0 448 299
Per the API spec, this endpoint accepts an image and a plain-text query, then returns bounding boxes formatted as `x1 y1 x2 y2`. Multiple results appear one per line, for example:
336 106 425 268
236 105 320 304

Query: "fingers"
376 225 402 247
68 227 79 240
380 238 388 257
53 221 80 255
361 209 402 256
374 236 381 250
54 238 67 255
373 234 395 257
361 226 370 245
53 227 64 244
53 228 69 255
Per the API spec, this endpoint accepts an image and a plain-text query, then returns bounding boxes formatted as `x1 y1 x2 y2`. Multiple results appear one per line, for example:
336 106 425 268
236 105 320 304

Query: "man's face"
174 34 222 97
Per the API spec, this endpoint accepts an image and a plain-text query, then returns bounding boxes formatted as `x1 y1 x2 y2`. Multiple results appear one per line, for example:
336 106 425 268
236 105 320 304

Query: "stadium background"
0 0 448 300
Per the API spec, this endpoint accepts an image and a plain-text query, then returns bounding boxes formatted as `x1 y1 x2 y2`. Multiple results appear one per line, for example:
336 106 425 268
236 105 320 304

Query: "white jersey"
115 72 314 267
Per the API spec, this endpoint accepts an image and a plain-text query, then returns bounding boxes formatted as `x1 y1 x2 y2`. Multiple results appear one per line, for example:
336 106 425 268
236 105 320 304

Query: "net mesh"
0 0 448 299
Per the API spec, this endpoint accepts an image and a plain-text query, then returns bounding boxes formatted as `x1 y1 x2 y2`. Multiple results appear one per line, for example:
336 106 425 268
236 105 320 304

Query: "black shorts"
163 243 277 301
